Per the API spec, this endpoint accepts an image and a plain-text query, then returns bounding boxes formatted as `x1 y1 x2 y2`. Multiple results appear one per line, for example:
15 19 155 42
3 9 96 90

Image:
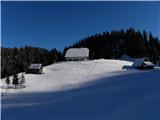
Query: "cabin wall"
26 68 43 74
66 57 88 61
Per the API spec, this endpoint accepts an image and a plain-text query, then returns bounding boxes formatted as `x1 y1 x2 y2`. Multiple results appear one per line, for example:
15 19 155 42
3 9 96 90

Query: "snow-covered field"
1 59 160 120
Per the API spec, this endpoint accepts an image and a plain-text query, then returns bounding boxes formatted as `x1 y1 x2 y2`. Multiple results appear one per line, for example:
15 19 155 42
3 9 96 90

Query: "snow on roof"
121 54 136 62
132 58 145 67
29 64 42 69
132 58 154 67
65 48 89 58
121 54 131 60
144 61 154 67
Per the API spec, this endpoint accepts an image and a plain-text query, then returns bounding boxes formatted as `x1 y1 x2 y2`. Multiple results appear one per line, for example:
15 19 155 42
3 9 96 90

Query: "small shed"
132 58 154 69
26 64 43 74
65 48 89 61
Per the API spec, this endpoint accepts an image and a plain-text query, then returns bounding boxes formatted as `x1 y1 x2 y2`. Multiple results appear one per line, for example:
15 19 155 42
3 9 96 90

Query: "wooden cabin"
132 58 154 70
26 64 43 74
65 48 89 61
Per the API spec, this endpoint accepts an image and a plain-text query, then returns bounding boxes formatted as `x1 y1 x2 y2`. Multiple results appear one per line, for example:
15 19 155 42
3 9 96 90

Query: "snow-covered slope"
1 59 160 120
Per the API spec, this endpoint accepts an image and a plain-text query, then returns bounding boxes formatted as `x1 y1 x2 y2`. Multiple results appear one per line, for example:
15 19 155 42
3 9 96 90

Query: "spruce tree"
53 51 57 63
5 77 10 88
12 74 19 88
49 49 57 63
19 73 25 88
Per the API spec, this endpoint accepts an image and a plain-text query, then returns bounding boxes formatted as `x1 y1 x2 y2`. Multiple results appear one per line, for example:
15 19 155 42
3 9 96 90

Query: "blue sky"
1 1 160 51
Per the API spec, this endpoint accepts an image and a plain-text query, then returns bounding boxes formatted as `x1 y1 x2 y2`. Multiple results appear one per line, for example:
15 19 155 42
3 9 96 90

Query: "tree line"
1 46 63 78
1 28 160 78
63 28 160 63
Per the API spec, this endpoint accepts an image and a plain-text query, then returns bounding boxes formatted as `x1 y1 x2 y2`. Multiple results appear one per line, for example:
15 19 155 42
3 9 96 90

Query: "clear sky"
1 1 160 51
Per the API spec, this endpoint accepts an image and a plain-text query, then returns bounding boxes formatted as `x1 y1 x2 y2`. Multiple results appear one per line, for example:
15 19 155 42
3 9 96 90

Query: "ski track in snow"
71 61 97 89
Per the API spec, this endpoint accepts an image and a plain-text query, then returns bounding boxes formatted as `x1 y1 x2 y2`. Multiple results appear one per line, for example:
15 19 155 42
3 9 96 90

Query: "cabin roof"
143 61 154 67
29 64 42 69
132 58 154 67
132 58 145 67
65 48 89 58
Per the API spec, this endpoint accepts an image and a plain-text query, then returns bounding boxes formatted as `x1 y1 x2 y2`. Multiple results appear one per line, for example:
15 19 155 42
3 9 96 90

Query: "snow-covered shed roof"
65 48 89 58
121 54 136 62
132 58 154 67
29 64 42 69
143 61 154 67
121 54 131 60
132 58 145 67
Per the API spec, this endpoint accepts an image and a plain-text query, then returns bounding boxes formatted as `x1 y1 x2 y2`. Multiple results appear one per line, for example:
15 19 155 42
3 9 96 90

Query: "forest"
64 28 160 62
1 28 160 78
1 46 63 78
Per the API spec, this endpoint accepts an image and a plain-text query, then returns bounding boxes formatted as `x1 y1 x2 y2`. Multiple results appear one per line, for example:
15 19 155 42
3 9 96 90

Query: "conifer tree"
5 77 10 88
19 73 25 88
12 74 19 88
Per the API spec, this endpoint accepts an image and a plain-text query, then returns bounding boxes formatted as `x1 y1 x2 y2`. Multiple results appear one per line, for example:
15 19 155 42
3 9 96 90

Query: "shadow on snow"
2 69 160 120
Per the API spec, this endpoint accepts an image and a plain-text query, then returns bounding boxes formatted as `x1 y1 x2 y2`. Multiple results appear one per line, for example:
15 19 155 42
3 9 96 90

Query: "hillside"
1 59 160 120
64 29 160 61
2 29 160 79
